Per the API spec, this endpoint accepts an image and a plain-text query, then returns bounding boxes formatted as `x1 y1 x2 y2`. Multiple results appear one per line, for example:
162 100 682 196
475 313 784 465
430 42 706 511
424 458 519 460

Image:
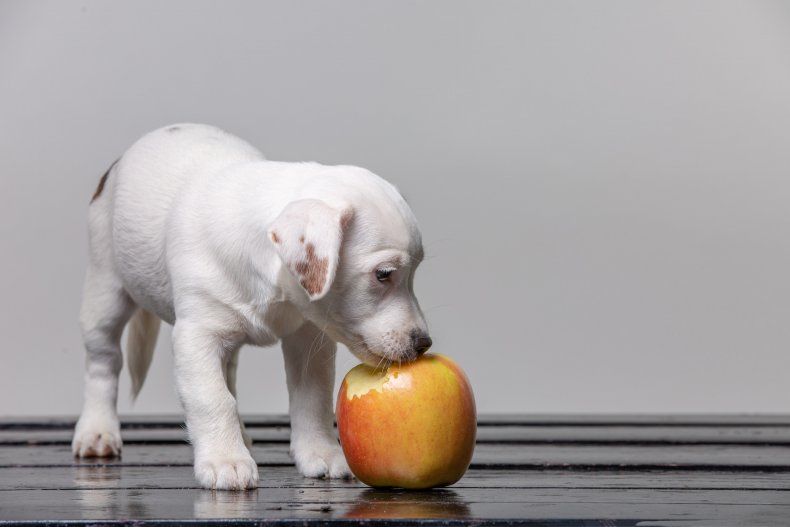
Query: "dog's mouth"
345 339 386 368
346 339 421 369
321 326 379 367
337 333 401 369
325 326 417 369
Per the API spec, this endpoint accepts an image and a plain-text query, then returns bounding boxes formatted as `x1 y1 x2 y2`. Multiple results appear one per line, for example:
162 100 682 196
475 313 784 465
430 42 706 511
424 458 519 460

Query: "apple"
336 353 476 489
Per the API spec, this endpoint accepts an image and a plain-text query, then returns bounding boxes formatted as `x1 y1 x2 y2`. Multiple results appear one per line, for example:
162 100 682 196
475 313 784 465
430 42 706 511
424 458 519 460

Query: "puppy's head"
268 169 430 367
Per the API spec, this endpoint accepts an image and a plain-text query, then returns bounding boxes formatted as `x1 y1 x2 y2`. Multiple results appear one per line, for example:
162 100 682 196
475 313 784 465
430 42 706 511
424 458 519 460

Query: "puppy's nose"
412 334 433 355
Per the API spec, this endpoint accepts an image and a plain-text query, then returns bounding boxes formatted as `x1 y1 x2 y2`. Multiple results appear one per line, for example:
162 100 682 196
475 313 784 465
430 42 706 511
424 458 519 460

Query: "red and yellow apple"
336 353 476 489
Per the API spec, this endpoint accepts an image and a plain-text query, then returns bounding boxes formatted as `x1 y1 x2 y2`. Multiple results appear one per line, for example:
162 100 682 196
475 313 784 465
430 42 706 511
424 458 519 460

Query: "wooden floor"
1 415 790 526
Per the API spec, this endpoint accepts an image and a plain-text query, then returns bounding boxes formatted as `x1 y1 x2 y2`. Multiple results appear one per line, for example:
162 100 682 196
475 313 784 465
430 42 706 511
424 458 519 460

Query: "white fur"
72 124 430 490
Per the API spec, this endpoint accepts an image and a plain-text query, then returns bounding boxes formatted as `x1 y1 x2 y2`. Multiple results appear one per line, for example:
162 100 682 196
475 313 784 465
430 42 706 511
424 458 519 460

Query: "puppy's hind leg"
72 265 136 457
282 322 352 479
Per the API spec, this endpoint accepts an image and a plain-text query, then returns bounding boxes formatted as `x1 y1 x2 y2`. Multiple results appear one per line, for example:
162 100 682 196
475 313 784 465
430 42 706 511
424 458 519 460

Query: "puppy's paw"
292 441 353 479
195 452 259 490
72 416 122 458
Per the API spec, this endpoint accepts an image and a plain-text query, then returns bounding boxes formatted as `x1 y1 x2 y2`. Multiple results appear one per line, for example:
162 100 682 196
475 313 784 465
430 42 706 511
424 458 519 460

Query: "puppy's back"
107 124 266 320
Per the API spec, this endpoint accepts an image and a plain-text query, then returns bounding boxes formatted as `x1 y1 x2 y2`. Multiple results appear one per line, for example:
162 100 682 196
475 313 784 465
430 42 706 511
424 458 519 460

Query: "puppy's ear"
268 199 354 301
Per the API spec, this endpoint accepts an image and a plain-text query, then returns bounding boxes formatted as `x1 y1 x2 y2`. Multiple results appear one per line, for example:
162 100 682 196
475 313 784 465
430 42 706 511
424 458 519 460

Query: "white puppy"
72 124 432 490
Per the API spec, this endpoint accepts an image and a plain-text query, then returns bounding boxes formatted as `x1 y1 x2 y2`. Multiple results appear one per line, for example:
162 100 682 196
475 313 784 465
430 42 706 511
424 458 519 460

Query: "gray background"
1 1 788 417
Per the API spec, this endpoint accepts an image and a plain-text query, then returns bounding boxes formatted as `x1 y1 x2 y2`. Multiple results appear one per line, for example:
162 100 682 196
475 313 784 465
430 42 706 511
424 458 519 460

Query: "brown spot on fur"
90 159 118 204
340 209 353 230
271 231 280 244
294 243 329 296
299 235 305 244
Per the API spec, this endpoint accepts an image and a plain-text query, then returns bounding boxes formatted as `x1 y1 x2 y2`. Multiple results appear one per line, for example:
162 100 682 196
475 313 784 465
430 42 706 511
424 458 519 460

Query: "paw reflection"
194 489 260 518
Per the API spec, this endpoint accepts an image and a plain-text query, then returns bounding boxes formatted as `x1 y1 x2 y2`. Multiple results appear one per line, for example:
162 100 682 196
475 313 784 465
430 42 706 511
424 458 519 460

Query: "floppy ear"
267 199 354 301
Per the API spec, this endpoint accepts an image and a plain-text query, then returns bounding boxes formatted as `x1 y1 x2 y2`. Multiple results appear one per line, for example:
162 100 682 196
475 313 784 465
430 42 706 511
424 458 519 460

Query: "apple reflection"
344 488 471 519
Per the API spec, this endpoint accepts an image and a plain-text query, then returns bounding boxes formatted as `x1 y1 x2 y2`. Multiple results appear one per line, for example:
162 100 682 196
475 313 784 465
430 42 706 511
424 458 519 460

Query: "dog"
72 123 432 490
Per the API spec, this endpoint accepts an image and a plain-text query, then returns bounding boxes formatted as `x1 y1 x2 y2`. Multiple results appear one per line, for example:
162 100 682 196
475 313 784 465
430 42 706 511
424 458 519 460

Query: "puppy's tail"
126 308 161 401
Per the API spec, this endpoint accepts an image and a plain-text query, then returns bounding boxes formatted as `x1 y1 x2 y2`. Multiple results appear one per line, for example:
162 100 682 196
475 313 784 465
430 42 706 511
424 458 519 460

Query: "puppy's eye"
375 269 394 282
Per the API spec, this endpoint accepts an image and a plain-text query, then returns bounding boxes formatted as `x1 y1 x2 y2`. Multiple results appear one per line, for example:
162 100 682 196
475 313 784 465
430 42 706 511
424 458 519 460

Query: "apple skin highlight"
336 354 477 489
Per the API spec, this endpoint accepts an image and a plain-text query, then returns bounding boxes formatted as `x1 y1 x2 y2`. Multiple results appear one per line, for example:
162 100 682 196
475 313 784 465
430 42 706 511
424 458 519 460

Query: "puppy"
72 124 431 490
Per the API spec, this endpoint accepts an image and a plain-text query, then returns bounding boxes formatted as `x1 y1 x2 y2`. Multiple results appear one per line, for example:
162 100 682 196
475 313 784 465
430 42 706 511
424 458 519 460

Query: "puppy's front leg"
224 347 253 449
282 322 352 479
172 320 258 490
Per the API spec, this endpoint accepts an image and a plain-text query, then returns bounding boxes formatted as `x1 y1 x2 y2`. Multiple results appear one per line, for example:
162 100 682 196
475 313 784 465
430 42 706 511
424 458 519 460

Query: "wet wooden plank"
6 425 790 445
2 466 790 492
0 487 788 524
2 443 790 470
3 416 790 526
